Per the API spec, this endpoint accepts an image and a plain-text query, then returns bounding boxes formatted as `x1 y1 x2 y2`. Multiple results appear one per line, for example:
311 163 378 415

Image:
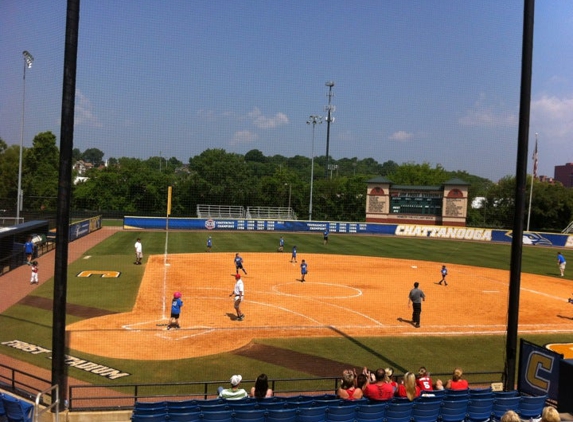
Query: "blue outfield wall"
123 216 573 248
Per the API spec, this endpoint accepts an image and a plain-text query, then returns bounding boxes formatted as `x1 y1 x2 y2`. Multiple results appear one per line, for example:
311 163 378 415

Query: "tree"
23 131 59 210
82 148 105 166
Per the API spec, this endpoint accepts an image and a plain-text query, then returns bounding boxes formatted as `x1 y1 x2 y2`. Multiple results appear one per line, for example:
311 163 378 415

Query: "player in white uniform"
229 274 245 321
134 238 143 265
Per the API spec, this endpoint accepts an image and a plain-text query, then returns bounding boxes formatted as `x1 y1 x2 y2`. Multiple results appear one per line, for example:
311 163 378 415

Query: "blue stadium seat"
133 407 169 416
0 396 5 421
439 399 469 422
266 408 298 422
411 400 442 422
198 404 229 412
492 391 519 399
445 389 469 400
356 401 388 419
297 405 328 422
385 401 414 418
131 413 168 422
256 401 288 410
233 409 267 422
166 410 202 422
167 399 198 410
518 395 548 420
466 397 494 422
325 405 357 422
200 410 234 422
1 394 34 422
491 396 520 421
469 388 493 399
225 401 257 410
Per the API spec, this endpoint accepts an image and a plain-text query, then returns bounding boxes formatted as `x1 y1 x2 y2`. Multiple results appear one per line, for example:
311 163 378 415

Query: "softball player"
290 245 297 263
167 292 183 330
438 265 448 285
300 259 308 282
229 274 245 321
234 253 247 275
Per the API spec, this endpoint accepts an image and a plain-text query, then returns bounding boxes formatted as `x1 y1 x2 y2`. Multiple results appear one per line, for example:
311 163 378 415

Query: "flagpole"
526 133 538 231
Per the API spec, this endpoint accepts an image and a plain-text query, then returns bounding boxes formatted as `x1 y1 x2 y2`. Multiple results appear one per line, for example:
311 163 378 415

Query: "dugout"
0 220 49 275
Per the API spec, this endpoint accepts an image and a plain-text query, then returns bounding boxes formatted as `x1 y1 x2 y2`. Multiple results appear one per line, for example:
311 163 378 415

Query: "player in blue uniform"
278 236 284 252
235 253 247 275
207 236 212 252
290 245 297 263
438 265 448 286
557 252 566 277
323 229 329 245
167 292 183 330
300 259 308 282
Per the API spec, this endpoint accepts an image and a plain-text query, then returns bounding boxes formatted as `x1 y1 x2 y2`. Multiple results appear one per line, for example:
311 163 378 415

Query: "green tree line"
1 131 572 231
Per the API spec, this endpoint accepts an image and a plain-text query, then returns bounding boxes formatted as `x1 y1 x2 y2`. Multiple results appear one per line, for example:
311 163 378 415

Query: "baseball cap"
230 375 242 386
235 274 241 279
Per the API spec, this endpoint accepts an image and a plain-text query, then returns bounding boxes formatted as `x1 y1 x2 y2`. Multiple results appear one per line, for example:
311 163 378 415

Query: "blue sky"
1 1 572 181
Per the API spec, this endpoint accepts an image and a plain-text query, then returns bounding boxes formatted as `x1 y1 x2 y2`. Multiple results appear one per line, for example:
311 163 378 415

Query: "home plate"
411 265 417 269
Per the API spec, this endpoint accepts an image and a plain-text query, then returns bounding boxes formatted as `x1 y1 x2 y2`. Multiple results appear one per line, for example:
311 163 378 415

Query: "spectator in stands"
337 369 363 401
250 373 273 398
396 372 421 401
385 367 398 390
500 410 521 422
436 367 469 390
218 374 248 400
356 373 368 390
541 406 561 422
416 366 434 391
362 368 395 401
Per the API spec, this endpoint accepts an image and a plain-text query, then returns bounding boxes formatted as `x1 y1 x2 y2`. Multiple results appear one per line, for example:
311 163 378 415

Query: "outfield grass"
0 230 570 390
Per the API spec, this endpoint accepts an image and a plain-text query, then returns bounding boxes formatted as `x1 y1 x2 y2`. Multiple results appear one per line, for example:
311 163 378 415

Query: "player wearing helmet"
167 291 183 330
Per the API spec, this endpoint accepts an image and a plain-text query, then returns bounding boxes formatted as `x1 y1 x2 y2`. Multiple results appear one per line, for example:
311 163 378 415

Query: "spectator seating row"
131 391 547 422
0 393 34 422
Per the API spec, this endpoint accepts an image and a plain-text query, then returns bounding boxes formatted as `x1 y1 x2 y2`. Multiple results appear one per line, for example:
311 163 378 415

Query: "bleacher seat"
1 394 34 422
466 397 494 422
411 400 442 422
469 388 493 398
266 407 298 422
256 401 287 410
491 396 520 421
166 409 201 422
492 390 519 398
167 399 198 410
233 409 267 422
355 401 387 420
297 406 328 422
445 389 470 400
325 404 357 422
198 403 229 412
131 413 168 422
439 399 469 422
200 409 234 422
518 395 548 420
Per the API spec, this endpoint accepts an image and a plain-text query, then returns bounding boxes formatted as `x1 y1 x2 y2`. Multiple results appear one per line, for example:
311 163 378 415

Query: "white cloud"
389 131 414 142
74 90 102 127
247 107 289 129
230 130 258 145
530 94 573 139
458 93 517 127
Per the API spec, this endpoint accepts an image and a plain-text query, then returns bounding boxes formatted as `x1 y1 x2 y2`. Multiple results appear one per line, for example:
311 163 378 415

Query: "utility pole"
324 81 335 178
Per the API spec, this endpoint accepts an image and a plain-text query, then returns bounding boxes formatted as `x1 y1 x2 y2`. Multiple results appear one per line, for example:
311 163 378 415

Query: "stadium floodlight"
324 81 335 178
16 51 34 223
307 115 323 221
284 183 292 217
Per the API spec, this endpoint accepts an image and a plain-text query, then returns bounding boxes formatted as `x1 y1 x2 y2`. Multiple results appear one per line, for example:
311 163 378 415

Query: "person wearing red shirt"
396 372 421 401
416 366 434 391
445 367 469 390
362 368 395 401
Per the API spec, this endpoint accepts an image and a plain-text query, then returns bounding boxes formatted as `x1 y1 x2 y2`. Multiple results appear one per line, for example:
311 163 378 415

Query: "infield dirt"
66 252 573 361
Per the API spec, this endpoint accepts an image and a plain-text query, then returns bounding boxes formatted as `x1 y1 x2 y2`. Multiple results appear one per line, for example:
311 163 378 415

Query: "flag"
532 137 538 179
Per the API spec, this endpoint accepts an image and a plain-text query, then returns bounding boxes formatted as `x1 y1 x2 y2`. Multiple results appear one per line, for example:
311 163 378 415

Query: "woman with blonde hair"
337 369 363 401
541 406 560 422
396 372 421 401
500 410 520 422
445 367 469 390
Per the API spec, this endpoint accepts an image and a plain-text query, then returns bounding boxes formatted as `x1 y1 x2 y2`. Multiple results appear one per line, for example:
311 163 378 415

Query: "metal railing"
1 361 504 413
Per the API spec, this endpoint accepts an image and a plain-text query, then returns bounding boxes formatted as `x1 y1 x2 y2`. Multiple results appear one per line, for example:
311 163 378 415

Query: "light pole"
284 183 292 218
16 51 34 224
307 115 322 221
324 81 335 178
